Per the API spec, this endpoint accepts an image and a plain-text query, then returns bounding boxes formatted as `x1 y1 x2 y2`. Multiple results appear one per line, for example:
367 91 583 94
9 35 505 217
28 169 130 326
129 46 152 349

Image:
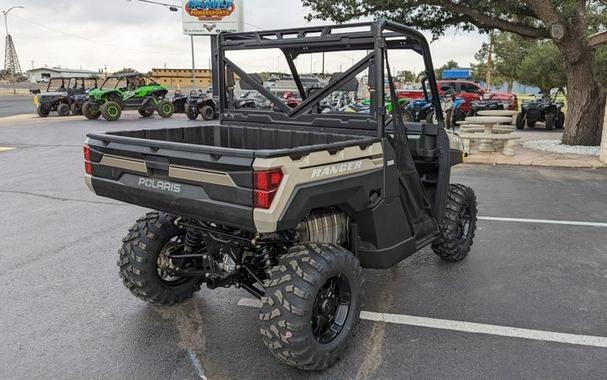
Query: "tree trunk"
507 80 513 94
561 45 606 146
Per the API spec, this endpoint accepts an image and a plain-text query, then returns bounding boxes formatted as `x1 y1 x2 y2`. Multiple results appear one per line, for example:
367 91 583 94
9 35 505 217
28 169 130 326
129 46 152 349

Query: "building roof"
27 67 98 75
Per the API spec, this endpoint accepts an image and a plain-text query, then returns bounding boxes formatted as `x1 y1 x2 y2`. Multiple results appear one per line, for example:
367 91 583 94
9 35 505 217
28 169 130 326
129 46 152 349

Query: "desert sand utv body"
83 20 477 370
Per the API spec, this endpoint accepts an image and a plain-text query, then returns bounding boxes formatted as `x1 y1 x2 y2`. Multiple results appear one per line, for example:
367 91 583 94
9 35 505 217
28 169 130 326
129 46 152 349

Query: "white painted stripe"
238 298 607 348
361 311 607 348
479 216 607 228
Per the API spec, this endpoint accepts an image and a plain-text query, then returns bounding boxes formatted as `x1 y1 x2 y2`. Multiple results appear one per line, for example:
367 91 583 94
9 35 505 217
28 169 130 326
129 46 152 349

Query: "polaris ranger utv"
82 72 174 121
34 76 99 117
83 20 477 370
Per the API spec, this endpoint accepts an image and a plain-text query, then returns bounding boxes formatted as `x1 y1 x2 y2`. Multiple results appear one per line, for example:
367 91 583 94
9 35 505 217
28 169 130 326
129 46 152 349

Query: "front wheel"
82 101 101 120
118 212 204 305
157 100 174 118
260 243 362 370
432 184 478 262
101 101 122 121
36 105 49 118
185 103 199 120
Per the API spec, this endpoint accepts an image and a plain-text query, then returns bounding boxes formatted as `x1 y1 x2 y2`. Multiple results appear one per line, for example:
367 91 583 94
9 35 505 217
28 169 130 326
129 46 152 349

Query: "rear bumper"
87 175 255 231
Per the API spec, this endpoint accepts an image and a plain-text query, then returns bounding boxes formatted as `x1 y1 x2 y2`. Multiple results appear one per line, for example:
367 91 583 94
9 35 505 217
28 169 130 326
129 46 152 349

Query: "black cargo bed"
92 124 377 158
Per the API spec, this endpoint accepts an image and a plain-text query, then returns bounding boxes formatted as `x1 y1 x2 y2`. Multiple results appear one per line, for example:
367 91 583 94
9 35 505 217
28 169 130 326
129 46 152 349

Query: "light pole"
2 6 24 36
124 1 197 88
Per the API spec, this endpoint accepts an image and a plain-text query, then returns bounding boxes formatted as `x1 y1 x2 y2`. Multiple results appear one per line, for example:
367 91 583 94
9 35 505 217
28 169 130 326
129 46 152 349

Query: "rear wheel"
157 100 174 118
36 105 49 118
118 212 204 305
545 112 555 130
260 243 362 370
57 103 70 117
101 101 122 121
432 184 477 262
70 102 82 115
185 104 199 120
200 104 215 121
425 110 435 124
515 113 525 130
82 101 101 120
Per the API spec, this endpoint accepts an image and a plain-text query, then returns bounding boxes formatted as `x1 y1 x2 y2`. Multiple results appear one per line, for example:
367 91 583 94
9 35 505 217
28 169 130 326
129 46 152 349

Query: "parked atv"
468 100 505 117
82 72 174 121
34 76 98 117
179 90 219 121
516 90 565 130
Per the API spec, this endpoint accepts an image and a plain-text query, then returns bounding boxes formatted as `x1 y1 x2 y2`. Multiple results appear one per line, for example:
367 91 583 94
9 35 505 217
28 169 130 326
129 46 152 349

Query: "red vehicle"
398 80 518 114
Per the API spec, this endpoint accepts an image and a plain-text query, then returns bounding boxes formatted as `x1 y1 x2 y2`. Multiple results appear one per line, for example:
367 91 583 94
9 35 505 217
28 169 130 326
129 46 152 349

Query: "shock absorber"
252 245 278 273
183 229 204 253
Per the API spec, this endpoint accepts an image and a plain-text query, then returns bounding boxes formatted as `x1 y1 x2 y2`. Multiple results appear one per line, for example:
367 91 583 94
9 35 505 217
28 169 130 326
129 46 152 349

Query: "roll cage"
216 19 444 137
99 73 160 91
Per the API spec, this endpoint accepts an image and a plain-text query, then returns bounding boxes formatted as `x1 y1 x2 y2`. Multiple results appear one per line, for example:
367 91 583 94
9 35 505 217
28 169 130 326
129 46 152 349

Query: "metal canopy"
216 19 443 137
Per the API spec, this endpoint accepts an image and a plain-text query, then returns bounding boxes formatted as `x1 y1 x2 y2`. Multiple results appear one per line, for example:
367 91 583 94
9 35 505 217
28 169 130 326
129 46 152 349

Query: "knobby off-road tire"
57 103 70 117
82 101 101 120
200 105 215 121
545 112 555 130
432 184 478 262
185 103 199 120
516 113 525 130
157 100 174 118
118 212 203 305
36 105 49 118
101 101 122 121
259 243 362 370
138 108 155 118
71 102 82 116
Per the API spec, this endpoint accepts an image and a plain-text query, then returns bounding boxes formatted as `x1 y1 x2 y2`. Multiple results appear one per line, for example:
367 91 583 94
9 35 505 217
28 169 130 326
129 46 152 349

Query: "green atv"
82 72 174 121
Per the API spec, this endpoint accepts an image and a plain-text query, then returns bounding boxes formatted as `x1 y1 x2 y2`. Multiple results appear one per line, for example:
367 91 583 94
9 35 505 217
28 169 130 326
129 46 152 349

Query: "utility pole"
3 6 24 77
485 32 494 91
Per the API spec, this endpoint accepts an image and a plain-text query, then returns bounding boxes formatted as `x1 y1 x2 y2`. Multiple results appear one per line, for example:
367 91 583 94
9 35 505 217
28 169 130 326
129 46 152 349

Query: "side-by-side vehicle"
83 20 477 370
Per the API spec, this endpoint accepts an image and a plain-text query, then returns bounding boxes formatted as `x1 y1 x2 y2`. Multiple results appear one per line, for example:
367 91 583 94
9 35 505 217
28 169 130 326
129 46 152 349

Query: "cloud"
4 0 485 74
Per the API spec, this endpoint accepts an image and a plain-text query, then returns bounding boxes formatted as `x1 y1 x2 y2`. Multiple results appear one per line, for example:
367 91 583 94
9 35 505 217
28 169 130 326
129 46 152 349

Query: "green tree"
113 68 137 75
397 70 416 83
302 0 607 146
434 60 460 80
517 41 567 95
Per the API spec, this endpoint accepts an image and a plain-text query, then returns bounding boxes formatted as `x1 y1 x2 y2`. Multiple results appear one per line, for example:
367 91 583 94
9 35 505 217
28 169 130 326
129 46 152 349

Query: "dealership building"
150 68 212 89
26 67 99 83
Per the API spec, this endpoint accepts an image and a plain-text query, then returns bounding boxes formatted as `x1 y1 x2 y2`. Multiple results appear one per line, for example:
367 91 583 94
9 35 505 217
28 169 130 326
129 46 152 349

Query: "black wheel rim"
311 276 351 344
156 235 190 286
457 205 473 243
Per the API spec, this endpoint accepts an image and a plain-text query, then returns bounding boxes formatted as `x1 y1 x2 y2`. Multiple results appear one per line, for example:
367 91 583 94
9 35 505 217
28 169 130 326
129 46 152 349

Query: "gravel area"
522 139 600 156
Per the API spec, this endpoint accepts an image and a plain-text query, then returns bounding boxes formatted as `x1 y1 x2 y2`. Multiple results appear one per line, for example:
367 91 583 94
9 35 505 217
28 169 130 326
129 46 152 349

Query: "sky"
2 0 487 75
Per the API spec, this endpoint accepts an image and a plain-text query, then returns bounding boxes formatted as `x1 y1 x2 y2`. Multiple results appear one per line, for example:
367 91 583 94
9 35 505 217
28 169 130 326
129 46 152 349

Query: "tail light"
253 169 283 209
83 145 92 175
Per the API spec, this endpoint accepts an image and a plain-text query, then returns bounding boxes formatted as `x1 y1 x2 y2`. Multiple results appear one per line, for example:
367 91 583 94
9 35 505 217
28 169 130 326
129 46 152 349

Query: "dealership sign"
182 0 244 35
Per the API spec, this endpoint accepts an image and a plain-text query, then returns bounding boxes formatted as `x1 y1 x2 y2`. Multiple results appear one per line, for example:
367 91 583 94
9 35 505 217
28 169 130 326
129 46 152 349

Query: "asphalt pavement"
1 112 606 379
0 96 35 118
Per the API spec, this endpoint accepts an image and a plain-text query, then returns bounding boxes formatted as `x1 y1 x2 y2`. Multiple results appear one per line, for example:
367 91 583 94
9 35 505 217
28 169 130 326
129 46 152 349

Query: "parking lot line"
0 147 15 152
479 216 607 228
238 298 607 348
